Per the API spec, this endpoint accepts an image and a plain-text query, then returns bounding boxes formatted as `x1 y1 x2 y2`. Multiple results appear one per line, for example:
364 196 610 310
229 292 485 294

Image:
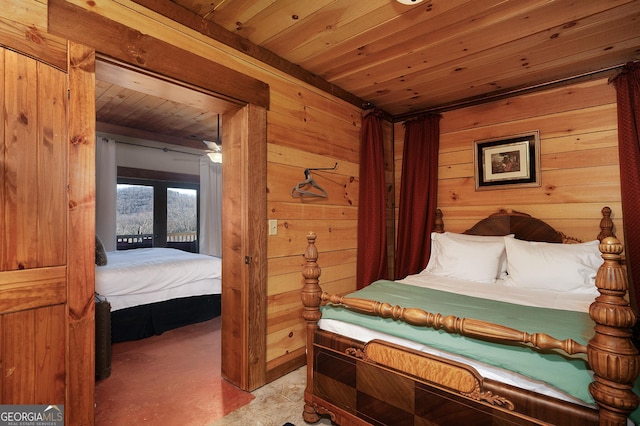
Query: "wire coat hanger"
290 169 327 198
290 163 338 198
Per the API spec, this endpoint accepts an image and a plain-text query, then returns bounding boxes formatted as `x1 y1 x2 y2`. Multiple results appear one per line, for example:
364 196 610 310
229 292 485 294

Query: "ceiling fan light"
397 0 424 4
203 140 221 152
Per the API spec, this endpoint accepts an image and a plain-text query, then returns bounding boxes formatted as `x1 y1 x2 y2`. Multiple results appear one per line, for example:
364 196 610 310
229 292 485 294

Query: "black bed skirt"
110 294 221 343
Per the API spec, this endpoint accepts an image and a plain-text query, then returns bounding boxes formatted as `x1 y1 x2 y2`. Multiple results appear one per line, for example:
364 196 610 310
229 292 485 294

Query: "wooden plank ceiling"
95 60 223 151
97 0 640 144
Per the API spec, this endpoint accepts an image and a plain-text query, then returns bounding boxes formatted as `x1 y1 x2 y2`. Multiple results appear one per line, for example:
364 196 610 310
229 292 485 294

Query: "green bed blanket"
320 279 640 422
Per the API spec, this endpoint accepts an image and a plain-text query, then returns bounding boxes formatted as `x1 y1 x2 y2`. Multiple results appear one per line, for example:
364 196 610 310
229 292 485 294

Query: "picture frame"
473 131 541 190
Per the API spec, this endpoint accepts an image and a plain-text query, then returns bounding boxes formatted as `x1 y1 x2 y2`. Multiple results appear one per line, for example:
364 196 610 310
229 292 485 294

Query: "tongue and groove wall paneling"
264 75 364 378
48 0 367 392
394 78 622 245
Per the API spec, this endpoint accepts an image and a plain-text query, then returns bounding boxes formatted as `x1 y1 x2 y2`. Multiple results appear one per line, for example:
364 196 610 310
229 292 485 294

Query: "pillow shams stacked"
425 232 512 283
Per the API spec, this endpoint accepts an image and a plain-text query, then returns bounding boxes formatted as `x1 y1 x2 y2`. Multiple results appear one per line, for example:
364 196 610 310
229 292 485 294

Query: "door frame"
48 0 269 391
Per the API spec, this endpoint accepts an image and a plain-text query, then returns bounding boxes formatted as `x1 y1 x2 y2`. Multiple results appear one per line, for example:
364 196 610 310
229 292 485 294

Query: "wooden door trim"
220 105 267 390
48 0 269 110
67 41 96 425
0 18 67 71
48 0 270 393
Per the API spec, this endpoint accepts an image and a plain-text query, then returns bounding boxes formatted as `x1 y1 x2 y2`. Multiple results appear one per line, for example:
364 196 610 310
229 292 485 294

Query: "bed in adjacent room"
95 247 222 342
300 207 640 426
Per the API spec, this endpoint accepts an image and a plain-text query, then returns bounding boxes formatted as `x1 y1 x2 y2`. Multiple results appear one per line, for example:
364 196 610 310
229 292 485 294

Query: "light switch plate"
268 219 278 235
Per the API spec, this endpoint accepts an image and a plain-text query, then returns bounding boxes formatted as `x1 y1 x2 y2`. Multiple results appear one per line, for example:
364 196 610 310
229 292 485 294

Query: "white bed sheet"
319 271 599 409
95 247 222 311
399 271 597 313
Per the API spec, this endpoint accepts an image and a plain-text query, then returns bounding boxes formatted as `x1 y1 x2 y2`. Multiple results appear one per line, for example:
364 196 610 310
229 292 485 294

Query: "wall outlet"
268 219 278 236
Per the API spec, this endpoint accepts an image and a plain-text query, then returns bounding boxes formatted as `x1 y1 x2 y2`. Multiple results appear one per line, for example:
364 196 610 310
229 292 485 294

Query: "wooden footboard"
301 208 640 425
320 291 587 355
309 329 599 425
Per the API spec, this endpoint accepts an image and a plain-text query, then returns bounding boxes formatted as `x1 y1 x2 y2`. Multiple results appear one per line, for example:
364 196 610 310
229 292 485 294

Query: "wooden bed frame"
301 207 639 425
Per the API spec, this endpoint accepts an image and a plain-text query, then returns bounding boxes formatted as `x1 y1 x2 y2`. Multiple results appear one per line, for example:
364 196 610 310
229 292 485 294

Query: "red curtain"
613 62 640 313
356 109 388 289
395 114 441 279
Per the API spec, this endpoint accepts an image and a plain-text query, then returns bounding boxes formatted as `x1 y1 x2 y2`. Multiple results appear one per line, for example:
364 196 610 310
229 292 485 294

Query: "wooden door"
0 43 68 404
0 24 96 425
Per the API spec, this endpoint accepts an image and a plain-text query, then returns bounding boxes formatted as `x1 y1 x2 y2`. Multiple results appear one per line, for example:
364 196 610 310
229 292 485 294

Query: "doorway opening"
93 57 267 391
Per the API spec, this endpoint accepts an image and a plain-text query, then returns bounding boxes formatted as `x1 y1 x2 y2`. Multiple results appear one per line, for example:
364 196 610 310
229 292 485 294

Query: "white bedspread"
95 248 222 311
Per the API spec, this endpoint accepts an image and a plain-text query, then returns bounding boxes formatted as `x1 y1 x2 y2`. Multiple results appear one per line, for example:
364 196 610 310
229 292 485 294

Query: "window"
167 187 198 247
116 176 200 253
116 183 154 249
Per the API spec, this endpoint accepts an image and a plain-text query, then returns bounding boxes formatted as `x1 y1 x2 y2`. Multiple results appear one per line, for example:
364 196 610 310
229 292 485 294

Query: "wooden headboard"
433 207 615 243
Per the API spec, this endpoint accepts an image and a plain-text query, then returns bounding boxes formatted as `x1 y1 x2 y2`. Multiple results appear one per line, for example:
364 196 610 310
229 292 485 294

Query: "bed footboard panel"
310 330 598 426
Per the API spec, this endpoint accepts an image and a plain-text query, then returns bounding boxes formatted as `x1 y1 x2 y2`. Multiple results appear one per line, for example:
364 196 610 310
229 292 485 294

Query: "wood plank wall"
394 78 623 246
5 0 367 383
93 0 366 378
10 0 620 397
265 91 361 375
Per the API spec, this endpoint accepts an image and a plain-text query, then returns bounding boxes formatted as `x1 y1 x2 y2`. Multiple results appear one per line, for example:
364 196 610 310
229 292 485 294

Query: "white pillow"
425 233 508 283
425 232 513 279
504 238 603 294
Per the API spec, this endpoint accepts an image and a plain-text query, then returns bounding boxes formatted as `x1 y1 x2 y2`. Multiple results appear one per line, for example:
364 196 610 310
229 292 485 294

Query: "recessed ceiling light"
397 0 424 4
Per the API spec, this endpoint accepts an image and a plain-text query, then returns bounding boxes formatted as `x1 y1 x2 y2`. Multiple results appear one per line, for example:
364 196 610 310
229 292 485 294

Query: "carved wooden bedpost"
434 208 444 233
597 206 614 241
301 233 322 423
588 236 640 425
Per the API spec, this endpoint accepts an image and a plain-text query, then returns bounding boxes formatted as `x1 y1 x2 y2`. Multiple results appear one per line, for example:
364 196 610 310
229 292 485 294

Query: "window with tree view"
116 181 199 253
116 184 154 248
167 187 198 246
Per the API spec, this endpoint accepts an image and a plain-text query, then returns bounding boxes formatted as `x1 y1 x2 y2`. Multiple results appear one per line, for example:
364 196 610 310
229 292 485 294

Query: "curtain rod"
101 138 206 157
392 63 626 122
